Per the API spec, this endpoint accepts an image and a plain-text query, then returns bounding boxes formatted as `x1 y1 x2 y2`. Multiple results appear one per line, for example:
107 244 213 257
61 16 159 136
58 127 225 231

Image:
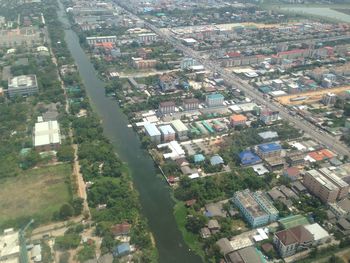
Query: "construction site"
275 86 350 105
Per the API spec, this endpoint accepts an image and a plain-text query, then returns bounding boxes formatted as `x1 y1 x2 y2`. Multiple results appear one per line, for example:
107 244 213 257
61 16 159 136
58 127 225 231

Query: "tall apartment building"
7 75 38 98
303 169 349 203
183 98 199 111
205 93 224 107
86 36 117 45
158 101 175 115
233 189 278 227
137 33 158 44
131 57 157 69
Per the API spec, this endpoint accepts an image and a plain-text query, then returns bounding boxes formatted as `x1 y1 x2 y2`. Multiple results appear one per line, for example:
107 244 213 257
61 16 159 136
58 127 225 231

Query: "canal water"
57 2 202 263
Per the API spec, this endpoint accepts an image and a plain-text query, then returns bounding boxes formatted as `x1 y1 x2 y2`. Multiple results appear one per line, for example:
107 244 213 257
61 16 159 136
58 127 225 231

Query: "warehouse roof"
158 125 175 135
144 123 161 137
34 120 61 147
171 119 188 132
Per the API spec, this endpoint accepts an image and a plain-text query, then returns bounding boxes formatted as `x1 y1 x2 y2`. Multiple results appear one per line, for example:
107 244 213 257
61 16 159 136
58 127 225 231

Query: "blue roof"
159 125 175 135
257 142 281 153
207 93 224 100
144 123 161 137
239 150 262 165
210 154 224 166
113 243 130 256
194 154 205 163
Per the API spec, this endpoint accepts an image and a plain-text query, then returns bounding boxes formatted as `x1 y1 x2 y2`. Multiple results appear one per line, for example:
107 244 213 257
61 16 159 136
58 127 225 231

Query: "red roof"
308 149 335 161
111 222 131 236
226 52 241 58
95 42 114 49
278 49 308 56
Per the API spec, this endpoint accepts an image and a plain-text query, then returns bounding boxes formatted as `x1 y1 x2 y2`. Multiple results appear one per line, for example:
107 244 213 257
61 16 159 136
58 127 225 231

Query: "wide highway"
116 1 350 157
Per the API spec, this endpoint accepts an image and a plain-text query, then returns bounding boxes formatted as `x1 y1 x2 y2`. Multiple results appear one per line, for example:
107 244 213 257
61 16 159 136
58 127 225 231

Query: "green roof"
278 214 309 229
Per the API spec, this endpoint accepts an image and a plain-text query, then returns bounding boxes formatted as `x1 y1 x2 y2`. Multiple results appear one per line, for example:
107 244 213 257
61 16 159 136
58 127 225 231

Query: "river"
56 1 201 263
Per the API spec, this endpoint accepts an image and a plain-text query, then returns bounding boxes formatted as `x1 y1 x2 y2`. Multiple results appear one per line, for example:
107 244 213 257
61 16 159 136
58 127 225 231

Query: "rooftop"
34 120 61 147
158 125 175 135
144 123 161 137
206 93 224 100
0 229 20 260
239 150 262 166
257 142 282 153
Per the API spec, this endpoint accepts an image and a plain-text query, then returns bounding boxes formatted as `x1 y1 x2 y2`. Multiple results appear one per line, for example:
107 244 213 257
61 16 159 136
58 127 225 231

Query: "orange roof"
308 149 334 161
94 42 114 49
230 114 247 122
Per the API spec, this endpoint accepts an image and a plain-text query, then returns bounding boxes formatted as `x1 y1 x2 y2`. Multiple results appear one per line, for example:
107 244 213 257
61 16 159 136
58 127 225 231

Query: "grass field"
0 164 72 228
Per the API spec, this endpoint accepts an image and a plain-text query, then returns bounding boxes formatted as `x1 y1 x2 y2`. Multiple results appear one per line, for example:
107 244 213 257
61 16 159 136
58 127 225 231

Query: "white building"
7 75 38 98
34 120 61 151
0 229 20 263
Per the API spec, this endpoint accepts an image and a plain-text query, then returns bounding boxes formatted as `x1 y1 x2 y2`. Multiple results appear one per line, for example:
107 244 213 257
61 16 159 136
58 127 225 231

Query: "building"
131 57 157 69
159 125 176 142
233 189 278 227
283 167 301 181
34 120 61 151
180 57 198 70
274 223 329 257
86 36 117 45
158 74 178 92
183 98 199 111
273 225 313 257
256 142 282 159
0 229 20 262
210 154 224 166
260 109 279 125
230 114 247 127
258 131 279 141
322 92 337 106
239 150 262 166
206 93 224 107
7 75 38 98
158 101 175 115
137 33 158 44
171 119 188 140
0 27 43 47
286 151 305 167
113 243 131 257
303 169 349 203
225 246 265 263
144 123 161 144
111 223 131 237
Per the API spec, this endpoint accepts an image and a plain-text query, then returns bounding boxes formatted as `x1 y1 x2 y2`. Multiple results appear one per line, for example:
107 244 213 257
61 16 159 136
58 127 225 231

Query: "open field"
276 86 350 105
0 164 72 228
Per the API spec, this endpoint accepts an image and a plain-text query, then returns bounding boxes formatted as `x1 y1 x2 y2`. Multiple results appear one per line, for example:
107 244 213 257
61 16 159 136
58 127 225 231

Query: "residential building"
303 170 342 203
322 93 337 106
137 33 158 44
180 57 198 70
183 98 199 111
230 114 247 127
158 74 178 92
258 131 279 141
159 125 176 142
171 119 189 140
225 246 265 263
256 142 282 159
210 154 224 166
7 75 38 98
260 109 279 125
319 168 349 200
113 243 131 257
86 36 117 45
144 123 161 144
206 93 224 107
283 167 301 181
273 225 313 257
233 189 278 227
33 120 61 151
239 150 262 166
132 57 157 69
158 101 175 114
111 223 131 237
274 223 329 257
286 151 305 167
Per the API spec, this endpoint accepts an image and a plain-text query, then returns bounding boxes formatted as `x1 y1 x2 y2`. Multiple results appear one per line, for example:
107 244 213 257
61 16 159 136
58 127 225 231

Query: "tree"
71 198 84 215
185 215 207 233
59 203 74 220
57 145 74 162
21 150 41 170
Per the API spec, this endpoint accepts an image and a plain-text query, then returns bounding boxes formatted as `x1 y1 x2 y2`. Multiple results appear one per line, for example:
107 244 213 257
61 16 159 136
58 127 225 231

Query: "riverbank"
57 0 202 262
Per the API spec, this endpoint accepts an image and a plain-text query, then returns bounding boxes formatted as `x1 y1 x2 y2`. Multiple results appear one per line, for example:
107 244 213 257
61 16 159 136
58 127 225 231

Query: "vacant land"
0 164 72 227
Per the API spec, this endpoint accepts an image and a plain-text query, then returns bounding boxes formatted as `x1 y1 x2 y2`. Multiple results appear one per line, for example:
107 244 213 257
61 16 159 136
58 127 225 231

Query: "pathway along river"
57 2 202 263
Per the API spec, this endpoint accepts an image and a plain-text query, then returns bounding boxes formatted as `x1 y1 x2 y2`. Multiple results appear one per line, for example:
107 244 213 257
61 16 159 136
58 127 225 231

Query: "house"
307 149 334 162
208 219 221 234
194 154 205 163
258 131 279 141
216 238 234 255
230 114 247 127
283 167 301 181
200 227 211 239
239 150 262 166
273 225 313 257
113 243 131 257
225 246 265 263
256 142 282 159
158 74 178 92
286 151 305 167
210 154 224 166
111 223 131 237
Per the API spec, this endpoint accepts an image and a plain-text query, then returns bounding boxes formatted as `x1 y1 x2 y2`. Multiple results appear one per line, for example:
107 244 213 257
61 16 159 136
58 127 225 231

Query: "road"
116 0 350 157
